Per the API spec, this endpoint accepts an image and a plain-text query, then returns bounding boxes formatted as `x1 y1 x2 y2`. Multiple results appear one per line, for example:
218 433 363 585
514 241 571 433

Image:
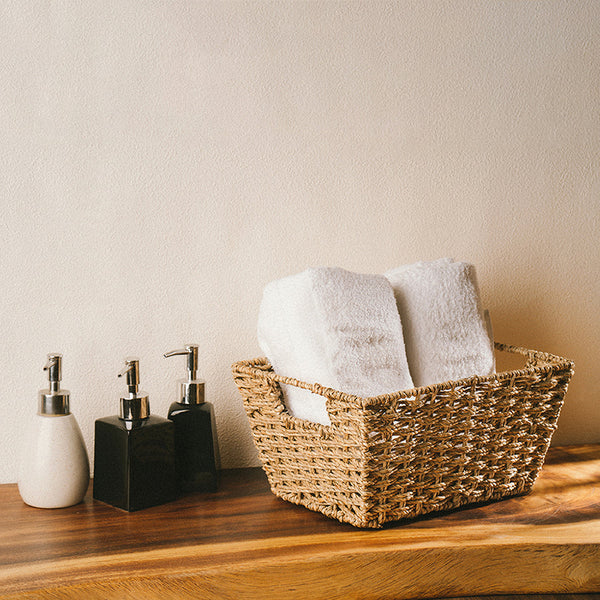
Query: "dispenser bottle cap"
118 358 150 420
39 353 70 415
163 344 205 405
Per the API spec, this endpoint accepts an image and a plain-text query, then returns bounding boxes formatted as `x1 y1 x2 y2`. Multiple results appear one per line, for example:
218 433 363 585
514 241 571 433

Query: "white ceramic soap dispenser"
18 353 90 508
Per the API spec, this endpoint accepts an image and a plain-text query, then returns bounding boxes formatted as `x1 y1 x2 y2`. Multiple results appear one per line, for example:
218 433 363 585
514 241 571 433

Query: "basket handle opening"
269 376 352 428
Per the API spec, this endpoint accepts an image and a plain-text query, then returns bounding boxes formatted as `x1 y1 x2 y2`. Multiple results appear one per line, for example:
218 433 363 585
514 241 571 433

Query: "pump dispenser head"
39 353 70 415
118 358 150 420
163 344 205 405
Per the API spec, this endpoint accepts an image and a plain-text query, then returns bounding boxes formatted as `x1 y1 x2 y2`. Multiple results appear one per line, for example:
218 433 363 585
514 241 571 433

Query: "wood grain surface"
0 445 599 599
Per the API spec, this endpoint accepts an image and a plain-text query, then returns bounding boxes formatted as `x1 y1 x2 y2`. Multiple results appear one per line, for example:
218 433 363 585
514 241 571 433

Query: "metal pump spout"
164 344 198 381
118 358 140 396
43 353 62 393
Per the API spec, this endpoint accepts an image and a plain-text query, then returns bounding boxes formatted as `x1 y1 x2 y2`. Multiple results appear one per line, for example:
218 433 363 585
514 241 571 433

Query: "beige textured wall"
1 1 598 482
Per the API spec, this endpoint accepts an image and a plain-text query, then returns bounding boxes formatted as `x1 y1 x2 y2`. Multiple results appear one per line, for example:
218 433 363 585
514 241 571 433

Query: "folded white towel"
258 267 414 425
385 258 495 387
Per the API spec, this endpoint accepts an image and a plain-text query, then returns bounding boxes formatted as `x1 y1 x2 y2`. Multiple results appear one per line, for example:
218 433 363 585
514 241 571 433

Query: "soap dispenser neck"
163 344 205 405
118 358 149 421
39 353 70 415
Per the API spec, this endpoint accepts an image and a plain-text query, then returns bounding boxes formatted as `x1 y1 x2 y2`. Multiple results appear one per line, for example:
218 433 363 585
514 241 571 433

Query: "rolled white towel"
257 267 414 425
385 258 495 387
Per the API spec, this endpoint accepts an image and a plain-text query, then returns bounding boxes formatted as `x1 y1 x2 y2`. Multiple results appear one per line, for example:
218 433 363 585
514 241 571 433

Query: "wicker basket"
232 343 574 528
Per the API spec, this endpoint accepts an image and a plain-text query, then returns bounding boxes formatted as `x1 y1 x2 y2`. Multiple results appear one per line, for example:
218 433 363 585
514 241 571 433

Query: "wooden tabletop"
0 445 599 599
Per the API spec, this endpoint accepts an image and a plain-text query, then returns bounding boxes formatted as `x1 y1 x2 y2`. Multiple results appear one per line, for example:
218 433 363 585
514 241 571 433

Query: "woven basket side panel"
233 349 573 529
365 365 573 524
232 365 373 527
362 384 477 524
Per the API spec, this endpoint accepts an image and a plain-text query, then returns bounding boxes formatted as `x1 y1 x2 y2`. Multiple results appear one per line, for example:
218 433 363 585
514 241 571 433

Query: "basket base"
267 474 535 528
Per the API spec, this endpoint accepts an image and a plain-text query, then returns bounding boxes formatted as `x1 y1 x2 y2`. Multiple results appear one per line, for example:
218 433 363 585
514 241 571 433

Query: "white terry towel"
257 267 414 425
385 258 495 388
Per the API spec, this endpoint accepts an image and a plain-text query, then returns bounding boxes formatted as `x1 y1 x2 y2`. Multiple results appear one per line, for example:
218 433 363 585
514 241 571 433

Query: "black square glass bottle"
164 345 219 493
93 358 176 511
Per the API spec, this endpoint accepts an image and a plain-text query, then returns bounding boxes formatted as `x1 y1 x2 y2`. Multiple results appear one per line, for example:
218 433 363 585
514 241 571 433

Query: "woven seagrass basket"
232 343 574 528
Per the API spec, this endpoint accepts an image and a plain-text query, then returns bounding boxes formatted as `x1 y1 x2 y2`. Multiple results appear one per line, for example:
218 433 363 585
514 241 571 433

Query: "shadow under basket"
232 343 574 528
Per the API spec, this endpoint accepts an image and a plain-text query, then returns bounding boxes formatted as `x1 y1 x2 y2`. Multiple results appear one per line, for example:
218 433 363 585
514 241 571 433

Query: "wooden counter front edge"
0 533 599 600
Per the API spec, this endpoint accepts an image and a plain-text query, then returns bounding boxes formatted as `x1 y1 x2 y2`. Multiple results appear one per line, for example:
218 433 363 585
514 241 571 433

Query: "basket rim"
232 342 575 409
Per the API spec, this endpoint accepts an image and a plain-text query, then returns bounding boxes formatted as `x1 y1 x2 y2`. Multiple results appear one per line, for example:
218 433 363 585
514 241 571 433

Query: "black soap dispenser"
164 344 219 493
93 358 176 511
